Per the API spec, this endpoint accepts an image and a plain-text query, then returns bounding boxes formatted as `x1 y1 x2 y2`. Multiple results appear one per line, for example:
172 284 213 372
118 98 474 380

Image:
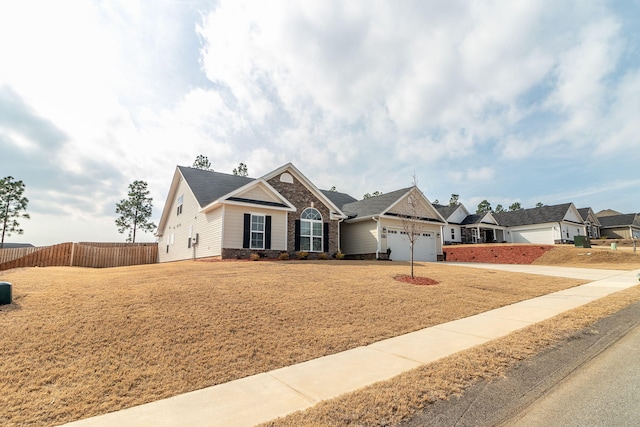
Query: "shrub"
318 252 329 260
249 253 261 261
278 252 290 261
335 250 345 260
296 251 309 260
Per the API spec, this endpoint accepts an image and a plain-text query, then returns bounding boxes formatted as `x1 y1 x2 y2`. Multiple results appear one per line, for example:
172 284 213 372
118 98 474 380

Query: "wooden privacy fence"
0 242 158 271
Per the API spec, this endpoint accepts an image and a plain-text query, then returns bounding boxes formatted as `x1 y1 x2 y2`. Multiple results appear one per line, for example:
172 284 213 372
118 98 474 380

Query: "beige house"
157 163 348 262
597 213 640 239
336 187 446 261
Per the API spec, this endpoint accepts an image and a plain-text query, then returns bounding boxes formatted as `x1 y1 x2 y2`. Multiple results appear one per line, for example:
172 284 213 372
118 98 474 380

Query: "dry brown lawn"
0 260 588 427
263 285 640 427
533 245 640 269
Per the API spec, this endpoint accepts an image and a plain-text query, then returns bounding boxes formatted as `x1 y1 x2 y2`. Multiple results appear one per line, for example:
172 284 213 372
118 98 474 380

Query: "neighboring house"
596 209 623 217
433 203 469 244
578 207 601 239
0 243 35 248
597 213 640 239
157 163 348 262
337 187 447 261
493 203 586 244
460 211 507 243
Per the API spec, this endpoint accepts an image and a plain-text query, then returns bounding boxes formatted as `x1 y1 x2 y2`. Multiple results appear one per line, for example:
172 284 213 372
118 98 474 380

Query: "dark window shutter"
243 214 251 248
294 219 301 251
323 222 329 253
265 216 272 249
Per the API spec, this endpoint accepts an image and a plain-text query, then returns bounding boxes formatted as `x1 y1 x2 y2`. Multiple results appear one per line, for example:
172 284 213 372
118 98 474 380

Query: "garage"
387 229 437 261
511 228 554 244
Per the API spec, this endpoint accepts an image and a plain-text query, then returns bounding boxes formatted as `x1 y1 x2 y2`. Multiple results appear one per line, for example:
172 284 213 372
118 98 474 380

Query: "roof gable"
435 203 470 223
343 187 446 223
178 166 254 208
204 178 296 212
578 207 601 226
261 163 348 218
461 212 499 225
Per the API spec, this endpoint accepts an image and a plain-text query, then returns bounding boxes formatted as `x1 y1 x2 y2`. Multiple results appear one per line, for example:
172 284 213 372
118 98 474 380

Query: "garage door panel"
512 228 553 244
387 229 436 262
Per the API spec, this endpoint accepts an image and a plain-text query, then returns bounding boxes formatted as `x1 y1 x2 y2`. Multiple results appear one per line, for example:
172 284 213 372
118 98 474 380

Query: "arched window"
300 208 323 252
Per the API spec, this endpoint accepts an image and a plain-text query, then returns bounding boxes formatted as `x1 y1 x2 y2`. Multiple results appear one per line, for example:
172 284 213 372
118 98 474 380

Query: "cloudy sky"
1 0 639 246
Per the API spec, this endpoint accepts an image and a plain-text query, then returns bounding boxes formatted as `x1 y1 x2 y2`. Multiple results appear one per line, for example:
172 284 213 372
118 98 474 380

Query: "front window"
301 208 323 252
251 215 265 249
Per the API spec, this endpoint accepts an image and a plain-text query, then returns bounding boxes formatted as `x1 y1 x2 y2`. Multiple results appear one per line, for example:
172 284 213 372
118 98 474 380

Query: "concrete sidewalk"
61 265 640 427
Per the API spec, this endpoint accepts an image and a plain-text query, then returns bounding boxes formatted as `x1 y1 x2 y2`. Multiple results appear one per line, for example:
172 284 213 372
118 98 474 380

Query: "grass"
0 260 588 427
532 245 640 269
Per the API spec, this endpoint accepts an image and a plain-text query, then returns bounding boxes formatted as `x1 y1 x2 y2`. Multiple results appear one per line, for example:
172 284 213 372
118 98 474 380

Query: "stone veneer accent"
222 248 284 259
267 173 340 256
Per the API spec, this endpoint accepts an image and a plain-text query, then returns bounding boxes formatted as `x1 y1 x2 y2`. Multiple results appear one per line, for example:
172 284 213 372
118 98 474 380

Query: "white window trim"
300 208 323 252
177 194 184 215
250 214 265 250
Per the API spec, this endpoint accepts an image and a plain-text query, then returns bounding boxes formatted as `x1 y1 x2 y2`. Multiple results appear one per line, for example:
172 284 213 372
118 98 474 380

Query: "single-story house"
337 187 447 261
157 162 621 262
433 203 469 244
597 213 640 239
460 211 507 244
157 163 348 262
578 207 601 239
0 243 35 249
493 203 586 244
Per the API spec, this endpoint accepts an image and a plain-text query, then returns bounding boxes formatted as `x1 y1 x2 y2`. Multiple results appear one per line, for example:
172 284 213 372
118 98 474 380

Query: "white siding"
563 209 583 223
222 204 287 250
195 207 223 257
448 206 468 224
443 224 462 244
158 177 203 262
341 220 378 255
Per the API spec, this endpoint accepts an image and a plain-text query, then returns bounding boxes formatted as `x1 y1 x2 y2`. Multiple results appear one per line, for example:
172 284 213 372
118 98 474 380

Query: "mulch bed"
394 275 440 286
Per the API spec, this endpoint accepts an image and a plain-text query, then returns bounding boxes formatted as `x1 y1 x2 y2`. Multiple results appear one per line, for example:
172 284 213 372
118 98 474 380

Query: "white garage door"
387 229 437 262
512 228 553 244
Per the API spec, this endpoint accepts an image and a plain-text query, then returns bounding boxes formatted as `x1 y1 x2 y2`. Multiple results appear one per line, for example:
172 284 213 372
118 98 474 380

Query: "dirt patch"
444 244 554 264
0 261 584 427
394 275 439 286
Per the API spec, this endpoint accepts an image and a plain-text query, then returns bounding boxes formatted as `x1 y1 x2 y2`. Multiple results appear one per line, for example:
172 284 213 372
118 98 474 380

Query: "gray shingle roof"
0 243 34 248
493 203 575 227
178 166 254 207
341 188 412 218
320 190 358 209
433 204 460 220
461 213 487 225
598 213 640 228
577 208 591 221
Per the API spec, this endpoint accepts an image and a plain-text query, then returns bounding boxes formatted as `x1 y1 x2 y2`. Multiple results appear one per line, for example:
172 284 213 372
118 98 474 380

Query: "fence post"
69 243 76 267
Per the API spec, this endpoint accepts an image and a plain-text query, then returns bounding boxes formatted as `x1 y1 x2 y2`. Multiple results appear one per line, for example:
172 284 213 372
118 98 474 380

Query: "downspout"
338 217 344 255
558 222 563 244
373 216 380 259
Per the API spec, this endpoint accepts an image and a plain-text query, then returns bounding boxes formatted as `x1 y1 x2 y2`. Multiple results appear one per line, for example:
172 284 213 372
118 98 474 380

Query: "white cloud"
2 0 640 245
